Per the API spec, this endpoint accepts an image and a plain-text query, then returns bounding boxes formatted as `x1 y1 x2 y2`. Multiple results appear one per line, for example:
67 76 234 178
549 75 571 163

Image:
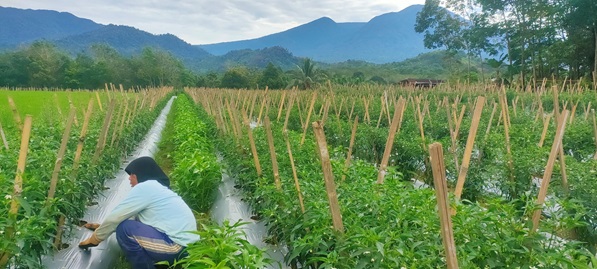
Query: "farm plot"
184 84 597 268
0 87 172 268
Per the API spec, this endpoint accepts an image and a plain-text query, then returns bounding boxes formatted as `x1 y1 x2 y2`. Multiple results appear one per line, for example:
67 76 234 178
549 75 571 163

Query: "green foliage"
134 48 187 87
195 85 597 268
417 0 597 84
289 58 327 90
0 89 170 267
170 221 272 269
258 62 288 90
213 105 595 268
0 42 196 89
220 67 253 89
169 94 221 213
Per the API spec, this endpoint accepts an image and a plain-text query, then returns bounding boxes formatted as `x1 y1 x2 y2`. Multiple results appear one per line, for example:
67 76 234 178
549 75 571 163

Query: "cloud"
3 0 424 44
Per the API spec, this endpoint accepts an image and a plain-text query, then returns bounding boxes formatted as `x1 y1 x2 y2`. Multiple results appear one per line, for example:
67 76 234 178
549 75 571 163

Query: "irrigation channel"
43 96 285 269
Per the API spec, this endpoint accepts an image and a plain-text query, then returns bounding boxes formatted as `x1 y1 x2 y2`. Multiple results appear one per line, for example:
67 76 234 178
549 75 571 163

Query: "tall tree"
416 0 497 83
90 44 134 87
24 41 69 88
134 47 184 87
290 58 326 90
565 0 597 79
221 67 252 89
0 51 29 87
258 62 287 89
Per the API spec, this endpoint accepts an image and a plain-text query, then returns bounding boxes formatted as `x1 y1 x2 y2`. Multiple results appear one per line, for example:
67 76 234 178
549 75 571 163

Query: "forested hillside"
415 0 597 86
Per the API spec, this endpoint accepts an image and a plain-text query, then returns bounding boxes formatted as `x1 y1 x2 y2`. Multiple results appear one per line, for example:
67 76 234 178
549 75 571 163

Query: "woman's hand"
79 233 101 250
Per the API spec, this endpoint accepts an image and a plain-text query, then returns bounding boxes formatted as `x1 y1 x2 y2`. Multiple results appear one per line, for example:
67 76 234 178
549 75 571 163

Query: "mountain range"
198 5 431 64
0 5 434 71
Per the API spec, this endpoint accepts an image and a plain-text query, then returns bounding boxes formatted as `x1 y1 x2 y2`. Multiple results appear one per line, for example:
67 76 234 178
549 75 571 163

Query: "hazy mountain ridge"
0 6 102 45
198 5 431 64
0 5 435 69
54 24 212 63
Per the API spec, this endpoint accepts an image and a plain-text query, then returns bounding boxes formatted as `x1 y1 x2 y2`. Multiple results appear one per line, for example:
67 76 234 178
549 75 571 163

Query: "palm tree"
290 58 326 90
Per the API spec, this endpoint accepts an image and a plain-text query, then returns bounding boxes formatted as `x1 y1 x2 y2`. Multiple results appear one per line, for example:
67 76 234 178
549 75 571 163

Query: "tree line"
0 41 393 90
415 0 597 87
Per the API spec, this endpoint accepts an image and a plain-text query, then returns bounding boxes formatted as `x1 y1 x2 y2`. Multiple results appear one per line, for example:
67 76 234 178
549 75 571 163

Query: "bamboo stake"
92 99 116 164
277 91 287 121
499 93 514 179
501 87 512 129
538 114 552 148
71 99 94 176
226 99 240 141
446 104 460 173
47 108 76 201
300 92 318 145
348 100 356 122
95 91 104 112
363 97 371 124
591 109 597 160
284 131 305 213
248 91 258 120
321 98 331 126
0 121 8 149
377 98 406 184
552 86 569 192
376 96 386 128
312 121 344 233
232 100 244 142
336 97 345 121
318 96 326 118
454 105 466 141
454 97 485 200
111 100 128 147
242 110 262 177
256 87 269 126
263 117 281 190
569 101 579 124
416 98 426 151
384 92 391 125
429 143 459 269
423 100 431 121
7 97 22 131
296 94 305 128
283 92 295 131
104 101 126 147
484 102 498 140
342 116 359 181
531 111 569 233
584 102 591 121
0 115 32 267
535 102 544 123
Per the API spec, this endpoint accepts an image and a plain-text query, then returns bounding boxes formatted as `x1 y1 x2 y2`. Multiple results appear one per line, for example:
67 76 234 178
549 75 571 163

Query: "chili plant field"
159 94 273 268
184 84 597 268
0 87 172 268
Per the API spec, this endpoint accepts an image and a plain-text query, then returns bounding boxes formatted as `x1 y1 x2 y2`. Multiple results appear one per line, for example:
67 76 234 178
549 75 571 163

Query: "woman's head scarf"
124 156 170 188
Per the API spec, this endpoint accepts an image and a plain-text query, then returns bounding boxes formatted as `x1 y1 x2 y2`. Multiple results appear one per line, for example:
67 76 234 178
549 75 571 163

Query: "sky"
2 0 425 45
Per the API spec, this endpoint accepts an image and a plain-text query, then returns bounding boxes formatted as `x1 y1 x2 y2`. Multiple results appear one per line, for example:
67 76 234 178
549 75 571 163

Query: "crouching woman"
79 156 199 268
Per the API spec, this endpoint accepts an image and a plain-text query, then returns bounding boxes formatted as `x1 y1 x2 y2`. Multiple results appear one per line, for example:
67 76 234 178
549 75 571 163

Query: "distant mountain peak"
311 16 336 24
0 6 102 45
199 4 432 64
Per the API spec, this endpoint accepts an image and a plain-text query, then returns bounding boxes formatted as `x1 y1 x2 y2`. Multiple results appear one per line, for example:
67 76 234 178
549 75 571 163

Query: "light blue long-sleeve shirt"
95 180 200 246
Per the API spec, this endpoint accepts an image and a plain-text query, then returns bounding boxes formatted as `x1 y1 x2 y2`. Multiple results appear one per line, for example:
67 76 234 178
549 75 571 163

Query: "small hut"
399 78 444 88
